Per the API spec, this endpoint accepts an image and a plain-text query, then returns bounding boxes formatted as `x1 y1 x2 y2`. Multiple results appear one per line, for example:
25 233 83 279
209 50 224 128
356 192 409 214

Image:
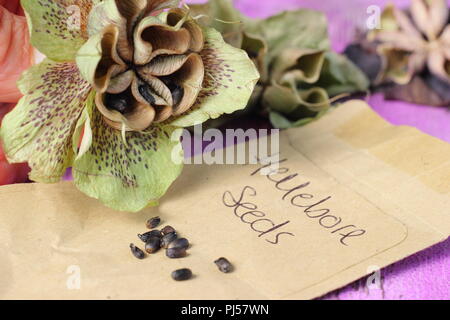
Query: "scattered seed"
130 243 145 259
146 216 161 229
161 225 176 235
161 232 178 248
166 247 186 259
171 268 192 281
214 257 233 273
168 238 189 250
138 230 162 242
145 237 161 254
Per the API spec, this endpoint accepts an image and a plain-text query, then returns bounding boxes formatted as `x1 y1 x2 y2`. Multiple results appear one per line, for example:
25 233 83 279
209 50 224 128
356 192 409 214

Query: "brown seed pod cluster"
130 216 234 281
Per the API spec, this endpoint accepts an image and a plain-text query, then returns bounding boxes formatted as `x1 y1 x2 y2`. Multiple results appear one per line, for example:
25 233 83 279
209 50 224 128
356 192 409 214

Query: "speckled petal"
170 27 259 127
0 60 91 182
21 0 97 62
72 105 183 212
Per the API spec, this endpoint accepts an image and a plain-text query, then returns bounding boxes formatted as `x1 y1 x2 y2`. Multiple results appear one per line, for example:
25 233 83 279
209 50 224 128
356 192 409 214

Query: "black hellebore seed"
130 243 145 259
105 92 130 114
138 230 162 242
168 238 189 250
161 225 176 235
171 268 192 281
161 78 184 107
145 237 161 254
214 257 233 273
161 232 178 248
166 247 186 259
171 84 184 106
146 216 161 229
138 84 156 105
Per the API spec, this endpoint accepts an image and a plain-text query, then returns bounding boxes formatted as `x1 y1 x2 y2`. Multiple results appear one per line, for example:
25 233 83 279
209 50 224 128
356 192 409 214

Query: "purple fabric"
219 0 450 300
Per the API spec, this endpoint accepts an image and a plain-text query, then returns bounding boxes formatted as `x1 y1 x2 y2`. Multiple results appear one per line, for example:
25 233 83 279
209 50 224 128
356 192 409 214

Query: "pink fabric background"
187 0 450 300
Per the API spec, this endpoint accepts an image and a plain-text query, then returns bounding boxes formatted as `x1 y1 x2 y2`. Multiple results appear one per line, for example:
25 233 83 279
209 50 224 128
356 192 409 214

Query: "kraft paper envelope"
0 100 448 300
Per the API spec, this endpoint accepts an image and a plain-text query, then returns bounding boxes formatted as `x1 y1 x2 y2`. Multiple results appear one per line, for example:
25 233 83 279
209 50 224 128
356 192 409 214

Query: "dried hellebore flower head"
78 1 208 131
0 0 259 212
370 0 450 85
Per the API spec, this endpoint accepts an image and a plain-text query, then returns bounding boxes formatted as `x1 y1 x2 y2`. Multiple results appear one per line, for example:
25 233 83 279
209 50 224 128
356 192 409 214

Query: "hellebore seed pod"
171 268 192 281
145 237 161 254
161 232 178 248
146 216 161 229
166 247 186 259
168 238 190 250
130 243 145 259
161 225 176 235
214 257 233 273
138 230 162 242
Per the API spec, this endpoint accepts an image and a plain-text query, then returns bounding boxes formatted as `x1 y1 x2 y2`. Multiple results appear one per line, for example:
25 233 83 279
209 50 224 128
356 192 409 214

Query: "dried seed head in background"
369 0 450 85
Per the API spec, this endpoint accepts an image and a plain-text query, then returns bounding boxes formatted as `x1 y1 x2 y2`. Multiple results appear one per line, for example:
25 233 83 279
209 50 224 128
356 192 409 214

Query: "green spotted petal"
170 27 259 127
0 59 92 182
21 0 98 62
72 106 184 212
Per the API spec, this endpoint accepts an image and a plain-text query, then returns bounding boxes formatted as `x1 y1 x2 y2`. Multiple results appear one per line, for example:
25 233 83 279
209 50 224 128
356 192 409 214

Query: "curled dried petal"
139 54 189 76
271 48 325 84
170 53 205 115
107 70 135 94
166 8 205 52
76 24 126 93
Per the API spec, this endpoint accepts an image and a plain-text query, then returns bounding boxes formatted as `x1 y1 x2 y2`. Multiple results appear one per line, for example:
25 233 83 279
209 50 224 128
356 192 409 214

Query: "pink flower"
0 0 34 103
0 1 31 183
